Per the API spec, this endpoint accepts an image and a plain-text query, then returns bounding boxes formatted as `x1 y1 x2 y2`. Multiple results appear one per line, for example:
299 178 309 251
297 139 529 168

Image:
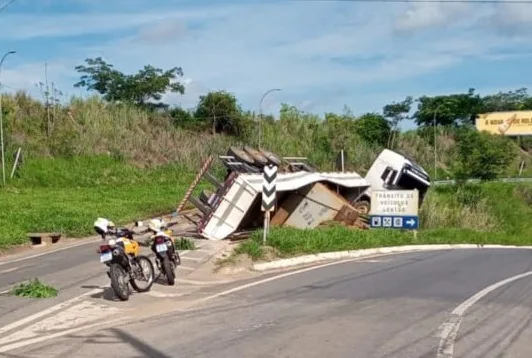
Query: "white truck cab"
350 149 431 212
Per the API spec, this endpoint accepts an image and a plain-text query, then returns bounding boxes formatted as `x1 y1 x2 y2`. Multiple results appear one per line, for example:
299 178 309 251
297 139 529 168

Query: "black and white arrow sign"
262 164 278 212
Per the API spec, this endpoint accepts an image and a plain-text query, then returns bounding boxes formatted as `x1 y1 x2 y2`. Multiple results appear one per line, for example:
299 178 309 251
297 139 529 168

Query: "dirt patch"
214 244 254 276
0 243 32 258
260 246 278 261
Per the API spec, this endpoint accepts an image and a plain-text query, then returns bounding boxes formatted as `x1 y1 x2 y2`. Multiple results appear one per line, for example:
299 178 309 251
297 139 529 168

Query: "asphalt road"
5 248 532 358
0 239 108 326
0 233 218 328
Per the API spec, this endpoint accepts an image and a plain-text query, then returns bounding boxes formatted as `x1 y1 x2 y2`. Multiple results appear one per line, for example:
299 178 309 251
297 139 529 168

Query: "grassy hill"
0 92 531 250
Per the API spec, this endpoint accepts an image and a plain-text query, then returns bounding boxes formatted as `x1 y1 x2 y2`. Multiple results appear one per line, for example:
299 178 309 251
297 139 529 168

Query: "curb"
252 244 532 271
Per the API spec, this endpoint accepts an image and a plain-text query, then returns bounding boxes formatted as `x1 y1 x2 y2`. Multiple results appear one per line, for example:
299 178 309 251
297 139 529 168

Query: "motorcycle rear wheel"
130 255 155 293
109 263 130 301
162 256 176 286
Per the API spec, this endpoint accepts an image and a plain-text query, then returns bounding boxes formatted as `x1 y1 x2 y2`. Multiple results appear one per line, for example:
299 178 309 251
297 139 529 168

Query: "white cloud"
487 3 532 33
0 1 531 115
394 2 474 32
0 8 225 40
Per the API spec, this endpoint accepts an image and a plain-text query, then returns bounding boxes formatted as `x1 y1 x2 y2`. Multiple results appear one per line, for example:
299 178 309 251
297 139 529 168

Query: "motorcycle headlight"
166 241 172 246
108 239 116 246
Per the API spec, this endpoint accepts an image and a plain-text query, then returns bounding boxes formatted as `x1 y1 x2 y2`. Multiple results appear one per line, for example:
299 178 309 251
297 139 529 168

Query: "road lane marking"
177 278 232 285
0 288 103 336
436 270 532 358
0 239 100 266
0 300 120 347
177 265 194 271
0 266 20 274
0 317 124 354
0 255 386 352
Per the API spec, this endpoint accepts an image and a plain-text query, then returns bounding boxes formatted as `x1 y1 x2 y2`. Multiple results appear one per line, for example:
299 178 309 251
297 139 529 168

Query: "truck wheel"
353 200 370 215
259 149 282 166
244 146 269 166
227 147 255 166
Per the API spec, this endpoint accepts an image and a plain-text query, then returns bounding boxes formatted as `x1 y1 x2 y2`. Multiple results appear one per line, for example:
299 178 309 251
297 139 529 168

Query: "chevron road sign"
262 164 278 212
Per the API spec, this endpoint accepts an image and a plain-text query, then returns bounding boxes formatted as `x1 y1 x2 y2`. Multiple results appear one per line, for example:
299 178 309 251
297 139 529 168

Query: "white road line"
0 288 103 336
145 291 187 298
0 317 124 353
0 239 100 266
177 278 232 285
177 265 194 271
194 256 378 305
181 256 202 262
0 256 375 353
0 266 19 274
436 270 532 358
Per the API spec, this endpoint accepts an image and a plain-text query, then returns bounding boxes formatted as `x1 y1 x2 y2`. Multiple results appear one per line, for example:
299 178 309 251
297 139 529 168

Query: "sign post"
261 164 278 244
369 190 419 230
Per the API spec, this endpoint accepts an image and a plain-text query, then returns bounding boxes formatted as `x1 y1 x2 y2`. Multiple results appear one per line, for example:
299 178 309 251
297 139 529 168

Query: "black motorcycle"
150 231 180 285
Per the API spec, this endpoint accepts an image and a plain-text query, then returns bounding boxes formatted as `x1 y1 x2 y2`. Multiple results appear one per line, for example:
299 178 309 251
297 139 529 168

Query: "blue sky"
0 0 531 129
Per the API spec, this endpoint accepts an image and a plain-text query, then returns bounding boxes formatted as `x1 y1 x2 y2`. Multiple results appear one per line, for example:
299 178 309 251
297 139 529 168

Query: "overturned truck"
177 146 431 240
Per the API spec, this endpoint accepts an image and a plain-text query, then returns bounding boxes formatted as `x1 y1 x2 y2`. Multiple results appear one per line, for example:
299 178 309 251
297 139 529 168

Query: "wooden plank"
176 155 214 214
204 171 223 190
189 196 210 215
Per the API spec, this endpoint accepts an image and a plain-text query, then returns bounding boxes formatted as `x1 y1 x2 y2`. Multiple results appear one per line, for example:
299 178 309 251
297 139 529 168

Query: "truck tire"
353 200 370 215
227 146 255 166
259 149 282 166
244 146 269 166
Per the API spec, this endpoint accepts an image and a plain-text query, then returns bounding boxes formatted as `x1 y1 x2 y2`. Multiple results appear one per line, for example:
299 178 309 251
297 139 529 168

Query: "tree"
354 113 391 147
480 88 532 112
451 128 516 181
383 96 413 148
74 57 185 107
168 107 196 128
413 88 483 127
194 91 243 135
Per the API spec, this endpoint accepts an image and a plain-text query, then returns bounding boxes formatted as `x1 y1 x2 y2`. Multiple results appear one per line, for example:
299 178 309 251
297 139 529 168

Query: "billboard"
476 111 532 136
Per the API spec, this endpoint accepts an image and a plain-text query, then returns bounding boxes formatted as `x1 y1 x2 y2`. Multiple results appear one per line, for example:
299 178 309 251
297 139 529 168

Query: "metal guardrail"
433 177 532 186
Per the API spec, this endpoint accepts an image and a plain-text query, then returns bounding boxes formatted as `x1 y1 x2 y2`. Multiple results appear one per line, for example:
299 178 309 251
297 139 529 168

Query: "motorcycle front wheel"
109 263 130 301
129 255 154 293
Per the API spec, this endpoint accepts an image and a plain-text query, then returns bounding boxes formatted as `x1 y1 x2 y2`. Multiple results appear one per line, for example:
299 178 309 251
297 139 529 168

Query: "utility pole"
258 88 281 149
0 50 16 186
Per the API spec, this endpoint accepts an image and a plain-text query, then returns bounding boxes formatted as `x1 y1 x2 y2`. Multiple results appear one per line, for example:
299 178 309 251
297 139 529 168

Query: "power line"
291 0 532 3
0 0 16 13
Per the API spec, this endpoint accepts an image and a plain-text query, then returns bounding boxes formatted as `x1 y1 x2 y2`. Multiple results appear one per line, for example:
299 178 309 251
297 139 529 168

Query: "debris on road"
172 146 431 240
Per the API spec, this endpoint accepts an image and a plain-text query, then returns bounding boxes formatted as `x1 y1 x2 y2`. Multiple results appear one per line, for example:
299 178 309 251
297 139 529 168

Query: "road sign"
369 190 419 230
261 164 278 212
370 215 419 229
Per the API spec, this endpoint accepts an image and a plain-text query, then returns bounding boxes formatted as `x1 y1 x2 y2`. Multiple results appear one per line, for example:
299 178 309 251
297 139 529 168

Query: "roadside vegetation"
10 278 58 299
0 58 531 251
236 182 532 261
175 237 197 251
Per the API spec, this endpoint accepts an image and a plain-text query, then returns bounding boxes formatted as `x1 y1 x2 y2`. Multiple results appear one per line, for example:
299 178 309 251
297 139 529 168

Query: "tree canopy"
74 57 185 108
70 59 531 181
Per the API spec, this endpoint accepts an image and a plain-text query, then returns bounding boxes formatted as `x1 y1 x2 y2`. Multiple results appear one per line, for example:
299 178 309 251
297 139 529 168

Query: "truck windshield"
396 171 429 203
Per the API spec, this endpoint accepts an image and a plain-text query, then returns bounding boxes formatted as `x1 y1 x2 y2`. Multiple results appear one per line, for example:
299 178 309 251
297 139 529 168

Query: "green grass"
11 278 58 298
237 182 532 261
0 155 216 250
175 237 197 251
